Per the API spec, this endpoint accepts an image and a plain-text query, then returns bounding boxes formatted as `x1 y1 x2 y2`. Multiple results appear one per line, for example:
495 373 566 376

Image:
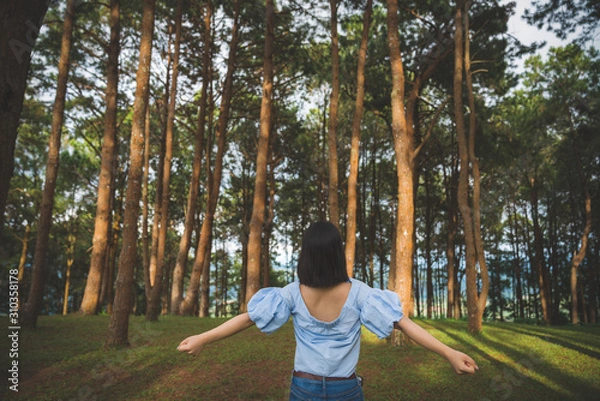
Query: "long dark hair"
297 221 349 287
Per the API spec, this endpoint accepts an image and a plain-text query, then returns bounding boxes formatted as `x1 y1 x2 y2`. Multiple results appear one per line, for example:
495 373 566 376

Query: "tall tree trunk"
145 0 182 322
63 232 75 315
142 100 152 284
387 212 396 291
521 209 537 319
106 0 156 347
386 0 452 325
199 233 212 317
345 0 372 278
80 0 120 316
146 41 171 307
549 206 561 322
245 0 275 308
198 94 214 318
571 185 592 324
445 158 459 318
386 0 414 324
21 0 76 329
454 0 477 331
262 143 277 288
508 200 525 319
221 245 229 316
102 189 122 315
358 181 367 282
318 97 328 221
17 224 31 282
180 0 240 316
239 161 251 307
0 0 49 230
171 0 211 315
146 63 170 304
425 171 433 319
587 244 598 324
327 0 340 227
530 179 552 323
453 0 489 333
367 139 377 287
464 1 490 329
214 250 221 316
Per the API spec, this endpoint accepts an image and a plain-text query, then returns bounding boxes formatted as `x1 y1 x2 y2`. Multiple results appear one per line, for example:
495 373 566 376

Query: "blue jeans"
289 373 364 401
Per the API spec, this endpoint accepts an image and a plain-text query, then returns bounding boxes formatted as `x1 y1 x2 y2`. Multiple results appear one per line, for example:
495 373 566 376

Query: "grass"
1 315 599 400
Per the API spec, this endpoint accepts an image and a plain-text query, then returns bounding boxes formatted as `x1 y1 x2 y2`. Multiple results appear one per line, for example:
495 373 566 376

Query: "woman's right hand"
177 334 206 356
446 349 479 374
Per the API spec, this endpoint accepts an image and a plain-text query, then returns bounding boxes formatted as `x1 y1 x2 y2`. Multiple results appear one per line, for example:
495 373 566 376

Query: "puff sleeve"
247 288 291 334
360 289 404 339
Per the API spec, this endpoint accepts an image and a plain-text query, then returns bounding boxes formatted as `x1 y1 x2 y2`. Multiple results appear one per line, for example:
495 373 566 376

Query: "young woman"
178 221 478 400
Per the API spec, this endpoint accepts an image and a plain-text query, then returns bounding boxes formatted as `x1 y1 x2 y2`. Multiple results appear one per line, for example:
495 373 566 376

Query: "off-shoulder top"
247 278 403 378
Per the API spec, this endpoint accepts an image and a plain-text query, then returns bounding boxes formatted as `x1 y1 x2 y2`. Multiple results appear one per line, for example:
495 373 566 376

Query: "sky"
506 0 599 70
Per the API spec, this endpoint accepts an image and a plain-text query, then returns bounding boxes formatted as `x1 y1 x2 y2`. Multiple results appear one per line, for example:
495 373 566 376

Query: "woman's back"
299 281 351 323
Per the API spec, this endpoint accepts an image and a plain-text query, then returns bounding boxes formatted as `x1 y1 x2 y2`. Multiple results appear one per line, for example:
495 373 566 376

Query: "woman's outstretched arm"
394 317 479 374
177 313 255 356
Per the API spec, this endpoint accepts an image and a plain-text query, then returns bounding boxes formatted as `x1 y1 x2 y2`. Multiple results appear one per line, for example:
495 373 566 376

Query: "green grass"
1 315 599 400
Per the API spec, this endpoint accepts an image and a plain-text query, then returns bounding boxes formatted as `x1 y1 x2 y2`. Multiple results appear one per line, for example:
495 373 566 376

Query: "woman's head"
297 221 349 287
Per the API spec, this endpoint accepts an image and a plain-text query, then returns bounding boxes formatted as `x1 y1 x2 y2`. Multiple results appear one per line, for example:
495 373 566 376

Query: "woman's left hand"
177 334 206 356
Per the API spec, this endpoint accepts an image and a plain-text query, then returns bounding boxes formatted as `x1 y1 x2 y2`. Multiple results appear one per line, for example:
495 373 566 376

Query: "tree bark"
586 246 598 324
345 0 372 278
262 142 277 288
464 2 490 328
17 224 31 282
63 232 75 315
453 0 490 333
106 0 156 346
145 0 182 322
0 0 49 231
445 157 459 319
199 232 212 317
530 178 552 323
102 190 122 315
454 0 478 332
80 0 120 316
571 184 592 324
245 0 275 308
508 200 525 319
386 0 414 323
142 101 152 287
180 0 240 316
21 0 76 329
425 170 433 319
171 0 211 315
327 0 340 227
146 59 170 301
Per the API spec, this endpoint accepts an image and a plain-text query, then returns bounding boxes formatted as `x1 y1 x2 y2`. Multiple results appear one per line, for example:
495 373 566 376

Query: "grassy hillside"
2 315 599 400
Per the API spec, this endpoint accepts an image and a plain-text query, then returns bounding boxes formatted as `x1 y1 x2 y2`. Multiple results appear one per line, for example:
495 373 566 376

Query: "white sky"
506 0 599 70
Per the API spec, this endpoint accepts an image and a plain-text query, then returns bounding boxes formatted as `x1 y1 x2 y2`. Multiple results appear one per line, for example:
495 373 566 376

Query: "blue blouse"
247 278 403 378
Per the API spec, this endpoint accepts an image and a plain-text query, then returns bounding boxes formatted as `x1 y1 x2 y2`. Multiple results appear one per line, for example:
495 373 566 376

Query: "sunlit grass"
1 315 598 400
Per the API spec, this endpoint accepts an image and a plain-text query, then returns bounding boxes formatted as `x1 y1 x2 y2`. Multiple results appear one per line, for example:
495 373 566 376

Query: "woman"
178 221 478 400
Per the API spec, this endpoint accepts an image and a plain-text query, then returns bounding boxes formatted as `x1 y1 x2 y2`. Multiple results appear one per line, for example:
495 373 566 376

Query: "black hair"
297 221 349 287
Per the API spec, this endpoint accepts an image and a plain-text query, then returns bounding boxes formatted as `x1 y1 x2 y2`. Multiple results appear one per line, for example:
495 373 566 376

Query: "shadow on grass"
430 322 599 401
491 323 600 361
